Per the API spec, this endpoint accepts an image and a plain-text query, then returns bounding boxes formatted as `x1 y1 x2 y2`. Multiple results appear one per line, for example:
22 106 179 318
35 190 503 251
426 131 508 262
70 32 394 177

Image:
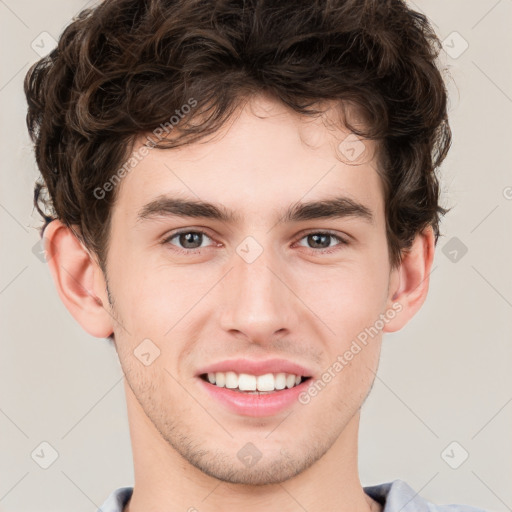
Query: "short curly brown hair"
24 0 451 271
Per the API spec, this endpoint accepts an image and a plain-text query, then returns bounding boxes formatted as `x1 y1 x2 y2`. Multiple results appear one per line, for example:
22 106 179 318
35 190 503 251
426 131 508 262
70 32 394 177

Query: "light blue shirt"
97 479 488 511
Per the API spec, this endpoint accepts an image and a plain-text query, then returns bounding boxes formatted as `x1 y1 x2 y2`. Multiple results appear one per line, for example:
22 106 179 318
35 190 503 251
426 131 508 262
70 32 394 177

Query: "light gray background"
1 1 511 511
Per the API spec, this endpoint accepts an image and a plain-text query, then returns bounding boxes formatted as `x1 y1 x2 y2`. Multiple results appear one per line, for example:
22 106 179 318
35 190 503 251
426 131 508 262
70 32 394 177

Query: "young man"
24 1 487 511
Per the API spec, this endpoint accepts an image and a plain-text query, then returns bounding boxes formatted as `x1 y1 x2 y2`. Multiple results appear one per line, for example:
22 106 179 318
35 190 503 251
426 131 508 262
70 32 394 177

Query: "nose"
219 243 299 345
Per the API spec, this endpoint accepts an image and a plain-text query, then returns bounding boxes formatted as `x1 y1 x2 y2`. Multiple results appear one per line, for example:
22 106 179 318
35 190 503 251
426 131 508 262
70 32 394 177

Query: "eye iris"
180 232 202 249
309 234 331 249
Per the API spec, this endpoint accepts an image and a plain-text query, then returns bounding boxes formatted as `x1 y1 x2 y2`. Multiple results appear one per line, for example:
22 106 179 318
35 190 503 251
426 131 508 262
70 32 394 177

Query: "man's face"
104 94 397 485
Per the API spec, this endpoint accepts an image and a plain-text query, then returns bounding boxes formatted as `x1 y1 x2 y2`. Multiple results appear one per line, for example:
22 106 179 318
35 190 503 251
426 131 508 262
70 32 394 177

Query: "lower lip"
196 377 311 417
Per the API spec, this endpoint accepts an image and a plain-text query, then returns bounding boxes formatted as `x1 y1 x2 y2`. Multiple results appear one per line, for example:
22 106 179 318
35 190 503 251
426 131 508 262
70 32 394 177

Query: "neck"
123 382 381 512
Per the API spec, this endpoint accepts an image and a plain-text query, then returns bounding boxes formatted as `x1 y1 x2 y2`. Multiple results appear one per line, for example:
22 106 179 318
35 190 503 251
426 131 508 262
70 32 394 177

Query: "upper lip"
196 358 313 378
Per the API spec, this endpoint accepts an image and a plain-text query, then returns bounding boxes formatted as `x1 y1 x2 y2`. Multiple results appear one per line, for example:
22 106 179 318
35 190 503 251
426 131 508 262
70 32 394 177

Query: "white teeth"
238 373 257 391
286 374 296 389
204 371 306 392
256 373 275 392
225 371 238 389
215 372 225 388
275 373 287 390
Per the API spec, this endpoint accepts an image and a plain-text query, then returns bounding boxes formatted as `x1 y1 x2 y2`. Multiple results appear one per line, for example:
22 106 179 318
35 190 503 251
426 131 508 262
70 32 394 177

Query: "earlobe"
43 220 114 338
383 226 435 333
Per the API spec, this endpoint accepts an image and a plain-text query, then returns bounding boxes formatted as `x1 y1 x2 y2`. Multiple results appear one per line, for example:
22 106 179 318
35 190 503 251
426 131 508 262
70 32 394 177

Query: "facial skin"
45 93 434 512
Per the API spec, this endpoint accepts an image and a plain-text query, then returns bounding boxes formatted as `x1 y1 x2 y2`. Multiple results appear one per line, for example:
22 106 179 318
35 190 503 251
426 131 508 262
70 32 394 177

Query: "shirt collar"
97 479 472 512
363 479 430 512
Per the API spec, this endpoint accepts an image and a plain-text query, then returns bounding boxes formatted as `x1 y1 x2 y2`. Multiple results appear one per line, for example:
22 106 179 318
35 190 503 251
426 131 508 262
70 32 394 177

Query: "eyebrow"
136 195 373 225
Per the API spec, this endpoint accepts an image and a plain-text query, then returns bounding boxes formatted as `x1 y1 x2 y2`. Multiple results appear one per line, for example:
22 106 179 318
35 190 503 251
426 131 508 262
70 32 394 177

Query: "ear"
43 219 114 338
383 226 435 333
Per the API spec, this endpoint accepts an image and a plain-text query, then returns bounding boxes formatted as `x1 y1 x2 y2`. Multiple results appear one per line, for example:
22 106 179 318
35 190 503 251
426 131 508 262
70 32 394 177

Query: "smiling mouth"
199 373 311 395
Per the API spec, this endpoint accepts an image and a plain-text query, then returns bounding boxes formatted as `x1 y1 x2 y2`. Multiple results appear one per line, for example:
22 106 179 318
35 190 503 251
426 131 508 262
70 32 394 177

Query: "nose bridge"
219 236 296 341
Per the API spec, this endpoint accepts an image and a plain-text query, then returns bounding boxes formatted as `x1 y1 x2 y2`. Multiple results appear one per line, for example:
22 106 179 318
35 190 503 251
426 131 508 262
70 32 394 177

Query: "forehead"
112 94 385 226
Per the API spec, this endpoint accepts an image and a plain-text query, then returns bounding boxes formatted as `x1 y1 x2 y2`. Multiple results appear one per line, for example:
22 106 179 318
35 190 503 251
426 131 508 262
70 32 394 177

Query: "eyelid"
295 228 349 242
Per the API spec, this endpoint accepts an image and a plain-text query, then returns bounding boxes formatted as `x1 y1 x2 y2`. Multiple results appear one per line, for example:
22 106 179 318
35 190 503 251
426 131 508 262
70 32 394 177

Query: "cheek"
296 257 389 334
112 263 198 333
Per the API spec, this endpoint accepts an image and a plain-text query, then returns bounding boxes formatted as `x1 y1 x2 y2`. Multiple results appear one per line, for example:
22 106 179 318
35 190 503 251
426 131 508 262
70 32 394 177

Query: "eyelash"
161 229 349 255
